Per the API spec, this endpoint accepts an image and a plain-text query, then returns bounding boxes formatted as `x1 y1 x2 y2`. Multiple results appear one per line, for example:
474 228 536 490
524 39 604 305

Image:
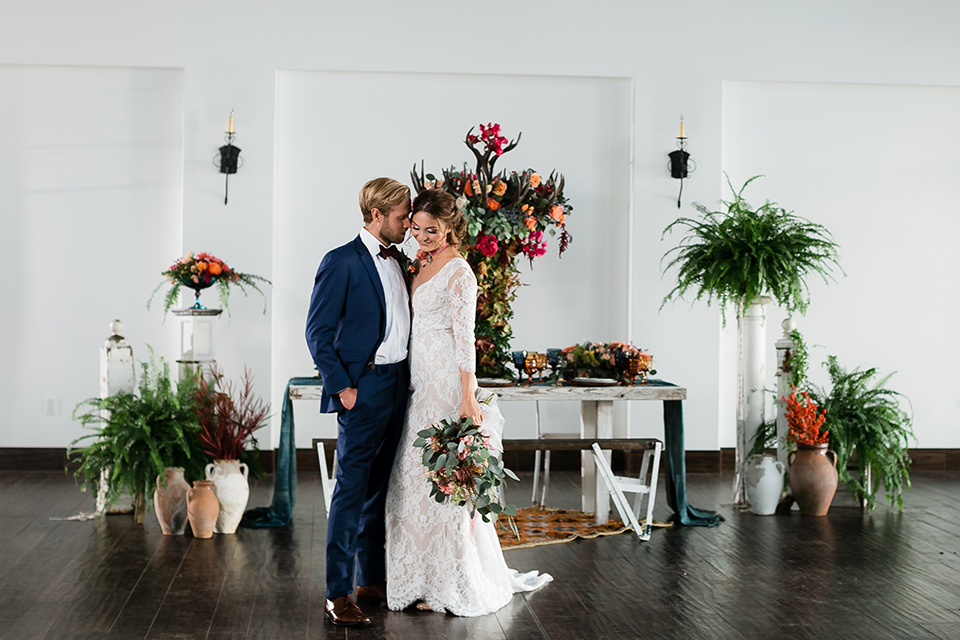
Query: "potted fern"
809 356 914 510
661 174 841 502
69 353 207 524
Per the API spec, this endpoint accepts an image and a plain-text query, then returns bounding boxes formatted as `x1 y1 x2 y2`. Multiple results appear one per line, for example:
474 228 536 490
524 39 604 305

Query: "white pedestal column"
735 296 770 504
97 319 137 515
774 317 797 469
173 308 223 379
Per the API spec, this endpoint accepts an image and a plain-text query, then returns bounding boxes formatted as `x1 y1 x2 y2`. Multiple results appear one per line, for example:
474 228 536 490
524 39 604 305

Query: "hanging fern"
661 174 842 319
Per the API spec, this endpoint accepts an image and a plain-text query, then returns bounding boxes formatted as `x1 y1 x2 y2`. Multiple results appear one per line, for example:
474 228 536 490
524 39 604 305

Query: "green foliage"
809 355 914 510
661 175 841 319
68 352 207 514
786 328 810 389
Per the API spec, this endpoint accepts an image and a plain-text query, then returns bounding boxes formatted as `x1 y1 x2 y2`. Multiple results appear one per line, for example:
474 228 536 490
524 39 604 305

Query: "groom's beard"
379 227 407 246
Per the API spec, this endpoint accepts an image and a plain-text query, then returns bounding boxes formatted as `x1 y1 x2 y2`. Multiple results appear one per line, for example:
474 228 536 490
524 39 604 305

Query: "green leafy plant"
809 355 914 510
661 175 841 318
68 353 207 522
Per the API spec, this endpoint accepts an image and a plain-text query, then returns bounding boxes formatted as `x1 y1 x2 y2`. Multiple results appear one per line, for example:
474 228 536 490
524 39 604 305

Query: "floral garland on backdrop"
411 123 573 378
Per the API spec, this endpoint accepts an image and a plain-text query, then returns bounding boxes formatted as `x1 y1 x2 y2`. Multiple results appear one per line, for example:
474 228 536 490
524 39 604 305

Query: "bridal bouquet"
413 393 519 534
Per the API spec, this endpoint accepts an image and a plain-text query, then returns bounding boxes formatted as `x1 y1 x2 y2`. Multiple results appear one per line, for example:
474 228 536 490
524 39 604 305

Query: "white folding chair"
316 441 338 517
591 441 662 541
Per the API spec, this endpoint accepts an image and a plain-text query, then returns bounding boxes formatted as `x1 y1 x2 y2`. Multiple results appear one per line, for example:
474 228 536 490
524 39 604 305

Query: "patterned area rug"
498 506 671 550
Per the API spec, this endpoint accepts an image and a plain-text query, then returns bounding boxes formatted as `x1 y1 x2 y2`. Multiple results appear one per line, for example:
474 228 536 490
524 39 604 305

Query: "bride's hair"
411 189 467 247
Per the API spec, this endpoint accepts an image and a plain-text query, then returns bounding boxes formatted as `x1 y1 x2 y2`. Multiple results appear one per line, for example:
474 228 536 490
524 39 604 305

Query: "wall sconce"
214 110 242 205
668 116 695 208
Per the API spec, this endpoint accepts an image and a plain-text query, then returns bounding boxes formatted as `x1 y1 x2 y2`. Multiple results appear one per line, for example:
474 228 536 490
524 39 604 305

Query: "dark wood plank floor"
2 468 959 639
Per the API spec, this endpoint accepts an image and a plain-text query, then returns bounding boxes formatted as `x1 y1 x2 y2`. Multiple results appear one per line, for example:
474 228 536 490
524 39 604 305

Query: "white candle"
679 116 685 139
227 110 234 134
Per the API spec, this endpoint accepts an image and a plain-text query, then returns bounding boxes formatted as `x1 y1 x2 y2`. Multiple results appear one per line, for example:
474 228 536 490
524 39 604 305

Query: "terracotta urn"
186 480 219 538
788 443 838 516
205 459 250 534
154 467 190 535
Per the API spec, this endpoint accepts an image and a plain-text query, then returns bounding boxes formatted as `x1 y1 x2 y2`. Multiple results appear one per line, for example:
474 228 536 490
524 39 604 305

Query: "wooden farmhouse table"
286 378 722 528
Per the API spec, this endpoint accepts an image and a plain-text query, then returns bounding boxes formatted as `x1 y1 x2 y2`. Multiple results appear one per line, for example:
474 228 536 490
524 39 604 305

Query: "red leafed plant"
195 365 269 460
784 387 828 446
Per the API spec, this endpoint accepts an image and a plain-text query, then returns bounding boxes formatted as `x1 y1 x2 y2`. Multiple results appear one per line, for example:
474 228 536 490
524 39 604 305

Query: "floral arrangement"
784 388 828 446
194 364 269 461
411 123 573 378
412 393 519 534
148 251 270 315
559 341 649 381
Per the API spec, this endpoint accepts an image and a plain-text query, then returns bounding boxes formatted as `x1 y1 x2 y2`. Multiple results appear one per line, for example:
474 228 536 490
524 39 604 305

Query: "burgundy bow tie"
378 244 401 261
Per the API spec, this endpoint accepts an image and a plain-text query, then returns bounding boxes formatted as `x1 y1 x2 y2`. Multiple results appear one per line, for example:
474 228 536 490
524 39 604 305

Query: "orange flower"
196 261 208 272
521 204 529 213
208 262 222 276
464 180 473 196
530 173 541 188
492 180 507 196
524 216 536 230
549 205 564 221
487 198 500 211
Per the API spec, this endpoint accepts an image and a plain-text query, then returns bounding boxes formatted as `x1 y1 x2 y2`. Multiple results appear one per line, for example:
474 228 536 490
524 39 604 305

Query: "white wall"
722 80 960 448
0 65 183 446
2 1 960 452
272 71 632 446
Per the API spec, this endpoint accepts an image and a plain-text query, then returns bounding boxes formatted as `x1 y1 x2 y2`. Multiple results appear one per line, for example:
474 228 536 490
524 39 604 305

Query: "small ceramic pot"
186 480 219 538
154 467 190 535
744 454 785 516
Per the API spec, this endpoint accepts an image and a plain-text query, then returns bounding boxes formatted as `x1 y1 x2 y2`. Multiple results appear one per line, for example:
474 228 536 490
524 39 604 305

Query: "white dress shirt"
359 227 410 364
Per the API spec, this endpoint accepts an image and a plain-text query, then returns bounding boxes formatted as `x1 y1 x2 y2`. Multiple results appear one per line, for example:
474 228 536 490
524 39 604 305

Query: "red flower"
477 234 499 258
784 388 829 446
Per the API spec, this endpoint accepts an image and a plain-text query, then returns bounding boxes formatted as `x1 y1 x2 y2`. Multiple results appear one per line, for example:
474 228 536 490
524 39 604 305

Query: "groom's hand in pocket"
338 387 358 411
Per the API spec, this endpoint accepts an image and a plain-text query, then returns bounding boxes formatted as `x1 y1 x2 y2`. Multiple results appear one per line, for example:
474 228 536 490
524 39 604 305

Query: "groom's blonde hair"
359 177 411 224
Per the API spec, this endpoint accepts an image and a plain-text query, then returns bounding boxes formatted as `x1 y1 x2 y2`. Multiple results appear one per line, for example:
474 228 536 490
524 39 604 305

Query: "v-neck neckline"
410 257 463 301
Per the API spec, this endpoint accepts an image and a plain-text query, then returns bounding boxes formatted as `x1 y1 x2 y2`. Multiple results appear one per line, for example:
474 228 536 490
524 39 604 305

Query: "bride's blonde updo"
411 189 467 248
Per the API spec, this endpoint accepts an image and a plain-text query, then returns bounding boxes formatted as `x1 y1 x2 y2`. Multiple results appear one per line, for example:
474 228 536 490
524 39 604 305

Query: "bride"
384 189 552 616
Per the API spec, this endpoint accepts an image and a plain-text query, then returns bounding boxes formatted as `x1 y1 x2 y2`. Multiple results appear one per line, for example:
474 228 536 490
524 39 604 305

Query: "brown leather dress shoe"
355 583 388 608
324 595 371 626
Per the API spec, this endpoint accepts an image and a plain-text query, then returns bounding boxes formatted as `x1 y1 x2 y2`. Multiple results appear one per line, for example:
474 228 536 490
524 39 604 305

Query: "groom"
305 177 412 627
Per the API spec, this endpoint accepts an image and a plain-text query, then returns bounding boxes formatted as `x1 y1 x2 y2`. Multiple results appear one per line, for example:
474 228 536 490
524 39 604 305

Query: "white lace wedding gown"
384 257 552 616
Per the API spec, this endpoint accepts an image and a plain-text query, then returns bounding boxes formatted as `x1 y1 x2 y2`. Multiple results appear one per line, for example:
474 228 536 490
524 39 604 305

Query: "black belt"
367 359 407 373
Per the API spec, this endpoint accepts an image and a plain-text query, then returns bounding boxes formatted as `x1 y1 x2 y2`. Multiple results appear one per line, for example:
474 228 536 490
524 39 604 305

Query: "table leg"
580 400 613 522
580 401 597 513
596 401 613 523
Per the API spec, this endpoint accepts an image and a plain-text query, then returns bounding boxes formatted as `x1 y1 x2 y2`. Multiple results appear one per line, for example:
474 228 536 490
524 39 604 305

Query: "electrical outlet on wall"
42 396 61 416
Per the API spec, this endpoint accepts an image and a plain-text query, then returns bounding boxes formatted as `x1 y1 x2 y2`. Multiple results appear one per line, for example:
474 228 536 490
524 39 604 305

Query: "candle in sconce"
227 110 234 134
679 116 685 139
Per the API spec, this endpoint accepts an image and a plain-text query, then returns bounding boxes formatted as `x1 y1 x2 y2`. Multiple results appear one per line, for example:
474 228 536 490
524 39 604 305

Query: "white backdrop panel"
0 65 183 447
722 80 960 448
273 71 632 447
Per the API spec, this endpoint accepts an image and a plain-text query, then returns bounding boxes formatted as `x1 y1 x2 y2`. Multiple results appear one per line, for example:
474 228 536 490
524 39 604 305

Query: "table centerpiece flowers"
559 341 652 383
411 123 573 379
148 251 270 315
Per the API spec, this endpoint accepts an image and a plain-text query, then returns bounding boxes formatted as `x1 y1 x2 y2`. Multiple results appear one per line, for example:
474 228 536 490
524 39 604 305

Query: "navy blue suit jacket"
305 235 388 414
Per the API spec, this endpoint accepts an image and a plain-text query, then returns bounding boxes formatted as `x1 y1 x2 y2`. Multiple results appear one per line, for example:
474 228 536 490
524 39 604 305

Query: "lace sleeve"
448 260 478 373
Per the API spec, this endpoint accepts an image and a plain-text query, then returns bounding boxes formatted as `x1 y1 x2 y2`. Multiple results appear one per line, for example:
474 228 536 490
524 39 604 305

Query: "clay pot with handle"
788 443 838 516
